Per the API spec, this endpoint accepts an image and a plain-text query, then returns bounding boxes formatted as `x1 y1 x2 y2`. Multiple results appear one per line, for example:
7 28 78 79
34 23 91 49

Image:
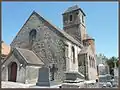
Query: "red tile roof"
1 41 11 56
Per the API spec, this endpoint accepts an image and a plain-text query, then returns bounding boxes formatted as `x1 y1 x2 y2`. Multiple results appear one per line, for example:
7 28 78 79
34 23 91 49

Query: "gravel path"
2 81 35 88
1 81 60 88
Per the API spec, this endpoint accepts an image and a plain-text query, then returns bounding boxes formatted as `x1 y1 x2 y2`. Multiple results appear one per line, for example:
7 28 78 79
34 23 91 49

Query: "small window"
92 58 95 68
70 15 72 21
93 58 95 68
92 59 94 67
29 29 37 44
65 45 68 58
72 46 75 63
82 15 84 23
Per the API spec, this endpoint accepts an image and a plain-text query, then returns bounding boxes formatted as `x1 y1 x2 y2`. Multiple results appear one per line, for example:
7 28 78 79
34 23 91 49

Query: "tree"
106 56 118 76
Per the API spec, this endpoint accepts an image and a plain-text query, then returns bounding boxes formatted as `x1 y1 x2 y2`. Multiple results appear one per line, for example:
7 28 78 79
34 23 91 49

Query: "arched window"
92 58 93 67
72 46 75 63
93 58 95 68
29 29 37 44
82 15 84 23
92 57 94 68
89 56 92 67
89 56 91 67
70 15 73 21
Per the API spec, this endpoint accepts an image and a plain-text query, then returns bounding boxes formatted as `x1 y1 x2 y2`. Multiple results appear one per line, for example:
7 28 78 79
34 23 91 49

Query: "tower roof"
84 34 95 41
63 5 86 16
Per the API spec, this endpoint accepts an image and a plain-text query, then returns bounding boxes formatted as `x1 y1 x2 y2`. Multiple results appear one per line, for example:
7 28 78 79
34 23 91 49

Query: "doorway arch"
8 62 17 82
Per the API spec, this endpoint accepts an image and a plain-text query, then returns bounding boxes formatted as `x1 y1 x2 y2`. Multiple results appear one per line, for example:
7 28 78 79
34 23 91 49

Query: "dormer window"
70 15 72 21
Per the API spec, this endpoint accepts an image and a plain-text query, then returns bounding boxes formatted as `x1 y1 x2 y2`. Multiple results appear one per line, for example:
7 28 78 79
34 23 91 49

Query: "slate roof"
64 5 80 13
79 46 88 54
83 34 94 41
63 5 86 16
15 47 44 66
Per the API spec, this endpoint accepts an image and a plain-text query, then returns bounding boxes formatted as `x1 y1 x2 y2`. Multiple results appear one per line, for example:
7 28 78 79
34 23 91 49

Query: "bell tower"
63 5 87 43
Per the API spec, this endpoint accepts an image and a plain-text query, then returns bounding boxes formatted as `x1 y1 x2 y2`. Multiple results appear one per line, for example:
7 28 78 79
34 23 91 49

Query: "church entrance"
8 62 17 82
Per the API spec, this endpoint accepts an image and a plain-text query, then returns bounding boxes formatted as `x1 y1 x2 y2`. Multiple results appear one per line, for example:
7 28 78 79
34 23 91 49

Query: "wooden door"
10 62 17 82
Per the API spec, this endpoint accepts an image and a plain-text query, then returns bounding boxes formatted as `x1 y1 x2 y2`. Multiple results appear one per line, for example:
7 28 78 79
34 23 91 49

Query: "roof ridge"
63 5 86 16
16 47 33 52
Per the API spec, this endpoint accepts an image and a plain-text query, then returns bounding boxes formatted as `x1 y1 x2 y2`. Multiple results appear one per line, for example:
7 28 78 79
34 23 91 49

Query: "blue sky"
2 2 118 58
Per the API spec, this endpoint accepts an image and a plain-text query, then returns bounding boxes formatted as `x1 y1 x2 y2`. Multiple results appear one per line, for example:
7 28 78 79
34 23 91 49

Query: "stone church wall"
25 66 40 84
78 54 85 75
87 46 97 80
10 13 44 49
63 10 81 27
32 24 66 82
10 13 66 82
2 54 26 83
2 66 8 81
64 25 81 43
65 40 81 72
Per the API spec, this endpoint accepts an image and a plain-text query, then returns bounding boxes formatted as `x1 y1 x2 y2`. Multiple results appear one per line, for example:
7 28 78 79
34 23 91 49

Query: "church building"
2 5 97 84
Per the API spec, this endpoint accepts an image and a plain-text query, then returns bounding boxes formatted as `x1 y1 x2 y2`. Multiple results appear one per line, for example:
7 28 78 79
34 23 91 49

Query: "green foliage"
105 56 118 76
106 56 118 68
